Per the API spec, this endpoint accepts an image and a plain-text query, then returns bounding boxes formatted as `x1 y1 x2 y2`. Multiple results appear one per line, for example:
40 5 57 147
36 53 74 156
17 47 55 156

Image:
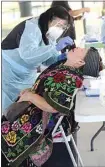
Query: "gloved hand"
57 53 67 61
56 36 74 51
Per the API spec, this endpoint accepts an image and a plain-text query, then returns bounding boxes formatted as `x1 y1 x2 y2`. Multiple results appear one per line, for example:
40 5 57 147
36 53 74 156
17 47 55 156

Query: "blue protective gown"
2 18 60 113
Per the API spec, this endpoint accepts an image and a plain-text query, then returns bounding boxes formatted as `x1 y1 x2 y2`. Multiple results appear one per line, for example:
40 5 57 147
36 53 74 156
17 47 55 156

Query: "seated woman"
1 47 101 167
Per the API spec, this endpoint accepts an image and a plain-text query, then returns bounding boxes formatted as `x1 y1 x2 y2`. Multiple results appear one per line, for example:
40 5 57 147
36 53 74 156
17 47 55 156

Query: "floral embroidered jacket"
1 60 83 166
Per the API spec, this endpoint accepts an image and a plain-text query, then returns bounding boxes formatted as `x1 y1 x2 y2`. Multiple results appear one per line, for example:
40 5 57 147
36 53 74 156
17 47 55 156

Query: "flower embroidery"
67 80 71 84
11 121 21 131
36 124 43 134
62 70 69 75
6 131 17 144
54 72 65 83
76 79 82 88
44 88 48 92
21 122 32 133
51 88 54 91
1 121 10 134
20 114 29 124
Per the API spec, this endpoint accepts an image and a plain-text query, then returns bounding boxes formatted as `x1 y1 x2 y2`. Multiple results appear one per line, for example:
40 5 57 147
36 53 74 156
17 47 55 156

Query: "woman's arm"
18 91 58 113
69 7 90 17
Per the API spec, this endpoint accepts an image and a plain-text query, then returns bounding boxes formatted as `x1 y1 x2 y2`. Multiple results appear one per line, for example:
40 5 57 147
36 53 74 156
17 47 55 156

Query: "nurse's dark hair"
38 6 71 45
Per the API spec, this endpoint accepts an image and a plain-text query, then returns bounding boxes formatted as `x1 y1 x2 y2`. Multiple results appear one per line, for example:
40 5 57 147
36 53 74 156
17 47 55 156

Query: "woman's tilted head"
66 47 101 77
65 47 88 68
38 6 72 44
83 47 101 77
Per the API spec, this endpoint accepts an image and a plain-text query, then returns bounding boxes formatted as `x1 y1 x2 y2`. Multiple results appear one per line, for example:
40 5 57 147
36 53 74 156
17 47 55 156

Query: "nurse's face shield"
49 17 69 31
47 17 70 42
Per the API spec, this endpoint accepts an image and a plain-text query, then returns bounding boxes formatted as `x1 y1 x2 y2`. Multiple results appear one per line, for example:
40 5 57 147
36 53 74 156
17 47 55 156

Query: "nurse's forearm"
30 93 57 113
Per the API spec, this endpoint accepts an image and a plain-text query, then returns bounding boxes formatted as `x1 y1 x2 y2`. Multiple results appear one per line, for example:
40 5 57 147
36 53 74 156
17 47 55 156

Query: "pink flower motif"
62 70 69 75
21 122 32 133
1 121 10 134
40 74 46 79
12 121 21 131
71 74 77 79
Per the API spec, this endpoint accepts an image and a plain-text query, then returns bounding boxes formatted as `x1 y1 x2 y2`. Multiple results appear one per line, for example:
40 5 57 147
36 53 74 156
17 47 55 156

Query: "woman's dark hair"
38 6 71 45
83 47 101 77
51 1 71 12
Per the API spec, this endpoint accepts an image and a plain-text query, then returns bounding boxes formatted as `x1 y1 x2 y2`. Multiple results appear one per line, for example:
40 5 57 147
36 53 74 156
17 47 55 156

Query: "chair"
52 89 84 167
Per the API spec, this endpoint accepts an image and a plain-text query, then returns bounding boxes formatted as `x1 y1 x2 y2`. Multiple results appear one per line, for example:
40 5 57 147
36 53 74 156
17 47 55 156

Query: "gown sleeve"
18 19 59 66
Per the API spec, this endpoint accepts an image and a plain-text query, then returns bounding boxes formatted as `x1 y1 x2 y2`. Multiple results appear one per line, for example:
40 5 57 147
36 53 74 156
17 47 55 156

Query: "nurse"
2 6 74 112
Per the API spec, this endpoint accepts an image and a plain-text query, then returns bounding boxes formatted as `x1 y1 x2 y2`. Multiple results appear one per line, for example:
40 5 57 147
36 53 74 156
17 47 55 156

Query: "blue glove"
56 36 74 51
57 53 67 61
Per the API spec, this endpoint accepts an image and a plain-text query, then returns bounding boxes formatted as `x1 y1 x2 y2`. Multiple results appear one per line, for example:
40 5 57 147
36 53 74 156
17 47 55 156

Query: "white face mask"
46 26 64 43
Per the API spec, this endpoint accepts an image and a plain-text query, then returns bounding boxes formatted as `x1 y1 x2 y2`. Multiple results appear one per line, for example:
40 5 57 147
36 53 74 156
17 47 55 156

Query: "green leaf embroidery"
7 153 12 158
47 77 53 81
51 83 55 87
27 133 31 138
16 136 21 140
15 145 20 151
56 83 61 89
72 83 75 86
70 85 76 89
62 85 66 90
54 91 61 96
53 98 58 102
67 88 72 93
11 153 16 157
8 148 12 153
18 140 23 146
72 78 75 82
45 81 53 86
24 145 29 149
17 149 22 154
20 130 25 134
66 76 71 79
36 152 41 155
69 89 74 93
41 143 45 151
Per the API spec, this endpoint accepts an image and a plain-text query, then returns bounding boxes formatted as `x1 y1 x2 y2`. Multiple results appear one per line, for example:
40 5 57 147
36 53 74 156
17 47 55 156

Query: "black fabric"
1 153 28 167
42 142 74 167
1 142 74 167
51 1 76 40
51 1 71 11
2 20 26 50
